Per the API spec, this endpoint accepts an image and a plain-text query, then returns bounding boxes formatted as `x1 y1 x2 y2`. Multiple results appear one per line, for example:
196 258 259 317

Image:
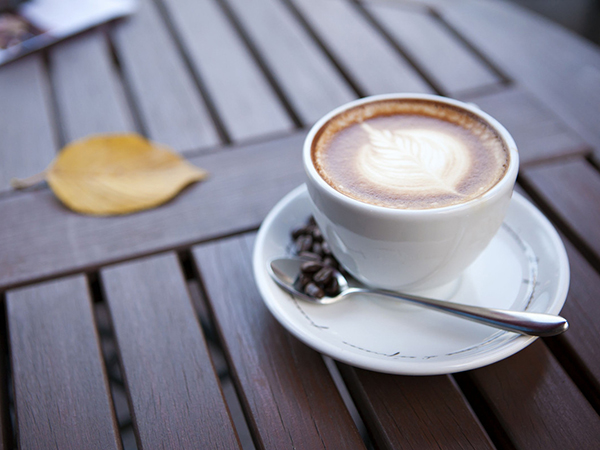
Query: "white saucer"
253 185 570 375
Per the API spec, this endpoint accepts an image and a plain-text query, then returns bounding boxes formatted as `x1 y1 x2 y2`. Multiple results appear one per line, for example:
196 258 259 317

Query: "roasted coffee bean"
314 267 333 284
298 251 322 261
291 225 309 239
300 260 323 274
324 277 339 296
311 227 323 242
298 273 312 287
311 242 323 256
295 235 313 252
308 216 316 226
321 241 332 256
304 282 325 299
322 257 338 269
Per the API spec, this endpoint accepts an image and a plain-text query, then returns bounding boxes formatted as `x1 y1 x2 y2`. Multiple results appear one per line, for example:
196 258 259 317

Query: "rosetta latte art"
358 123 472 196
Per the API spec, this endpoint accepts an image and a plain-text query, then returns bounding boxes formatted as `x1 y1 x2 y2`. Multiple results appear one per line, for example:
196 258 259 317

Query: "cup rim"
303 93 519 216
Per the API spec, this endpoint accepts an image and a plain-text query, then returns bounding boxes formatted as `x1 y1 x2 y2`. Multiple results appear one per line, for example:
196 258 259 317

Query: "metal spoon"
268 258 568 337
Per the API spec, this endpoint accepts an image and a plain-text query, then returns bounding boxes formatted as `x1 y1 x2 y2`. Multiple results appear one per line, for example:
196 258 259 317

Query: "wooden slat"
554 237 600 394
101 253 240 449
111 0 220 152
462 87 589 164
224 0 356 124
428 0 600 162
0 131 306 291
0 54 57 191
289 0 432 96
49 29 134 142
337 365 493 449
364 3 501 96
159 0 293 141
521 158 600 261
6 276 120 450
192 234 365 449
465 341 600 448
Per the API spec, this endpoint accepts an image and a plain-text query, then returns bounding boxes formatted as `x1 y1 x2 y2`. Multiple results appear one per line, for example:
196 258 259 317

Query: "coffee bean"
312 227 323 242
308 216 316 226
305 282 325 299
321 241 332 256
311 242 323 256
322 257 338 269
325 277 339 296
300 261 322 274
299 274 312 286
298 251 321 261
291 225 309 239
314 267 333 284
295 235 313 253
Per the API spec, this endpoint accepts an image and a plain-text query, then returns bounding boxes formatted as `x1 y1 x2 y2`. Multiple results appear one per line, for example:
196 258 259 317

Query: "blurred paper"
0 0 137 65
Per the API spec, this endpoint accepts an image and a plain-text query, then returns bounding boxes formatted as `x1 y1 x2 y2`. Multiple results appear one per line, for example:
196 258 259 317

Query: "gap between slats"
103 29 148 138
87 273 138 450
177 251 257 449
146 0 233 144
349 0 444 95
212 0 304 128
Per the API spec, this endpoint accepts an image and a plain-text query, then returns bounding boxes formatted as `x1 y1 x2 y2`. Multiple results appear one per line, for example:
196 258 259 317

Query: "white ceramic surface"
303 93 520 292
253 185 570 375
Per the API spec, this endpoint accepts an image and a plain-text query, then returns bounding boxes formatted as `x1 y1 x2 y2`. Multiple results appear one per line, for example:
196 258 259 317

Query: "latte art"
358 124 471 197
312 98 509 209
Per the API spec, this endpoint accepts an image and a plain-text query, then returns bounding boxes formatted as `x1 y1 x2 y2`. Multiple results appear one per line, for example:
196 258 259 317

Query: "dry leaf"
12 134 208 215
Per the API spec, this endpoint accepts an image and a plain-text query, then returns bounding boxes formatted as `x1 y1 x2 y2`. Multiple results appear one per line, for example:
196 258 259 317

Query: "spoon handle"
348 288 568 337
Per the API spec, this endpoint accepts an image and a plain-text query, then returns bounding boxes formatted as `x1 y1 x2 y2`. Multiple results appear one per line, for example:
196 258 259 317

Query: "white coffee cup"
303 94 519 293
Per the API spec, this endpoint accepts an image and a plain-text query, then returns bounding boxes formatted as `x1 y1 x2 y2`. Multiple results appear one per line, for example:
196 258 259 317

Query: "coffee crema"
311 99 509 209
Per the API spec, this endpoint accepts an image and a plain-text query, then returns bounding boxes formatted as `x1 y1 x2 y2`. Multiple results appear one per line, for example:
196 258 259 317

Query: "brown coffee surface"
312 99 509 209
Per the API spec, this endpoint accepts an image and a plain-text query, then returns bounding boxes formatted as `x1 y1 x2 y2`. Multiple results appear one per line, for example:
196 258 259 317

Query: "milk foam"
358 123 472 197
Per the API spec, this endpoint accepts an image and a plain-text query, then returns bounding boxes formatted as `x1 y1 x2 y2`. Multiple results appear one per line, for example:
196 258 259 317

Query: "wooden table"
1 0 600 448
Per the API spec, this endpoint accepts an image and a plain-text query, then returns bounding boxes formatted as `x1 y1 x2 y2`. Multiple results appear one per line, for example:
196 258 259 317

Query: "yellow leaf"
17 134 208 215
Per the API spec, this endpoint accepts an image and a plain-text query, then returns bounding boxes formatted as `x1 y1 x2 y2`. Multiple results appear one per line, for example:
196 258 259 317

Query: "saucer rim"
252 184 570 375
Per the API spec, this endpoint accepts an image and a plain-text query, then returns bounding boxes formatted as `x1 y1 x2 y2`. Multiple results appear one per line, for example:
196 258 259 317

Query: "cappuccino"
312 99 509 209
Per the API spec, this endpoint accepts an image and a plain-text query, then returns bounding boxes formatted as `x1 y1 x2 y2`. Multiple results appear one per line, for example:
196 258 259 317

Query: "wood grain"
49 29 134 143
0 54 57 191
101 253 240 449
365 3 501 96
430 0 600 163
192 234 366 449
224 0 356 124
159 0 293 141
7 276 120 450
338 365 494 449
111 0 220 152
521 158 600 261
289 0 432 96
462 87 590 164
465 341 600 449
0 131 306 291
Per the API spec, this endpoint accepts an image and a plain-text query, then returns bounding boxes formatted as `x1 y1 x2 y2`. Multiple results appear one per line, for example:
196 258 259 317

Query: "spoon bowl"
268 257 568 337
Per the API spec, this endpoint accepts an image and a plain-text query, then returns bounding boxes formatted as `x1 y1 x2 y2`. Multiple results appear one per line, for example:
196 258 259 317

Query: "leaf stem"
10 170 48 189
